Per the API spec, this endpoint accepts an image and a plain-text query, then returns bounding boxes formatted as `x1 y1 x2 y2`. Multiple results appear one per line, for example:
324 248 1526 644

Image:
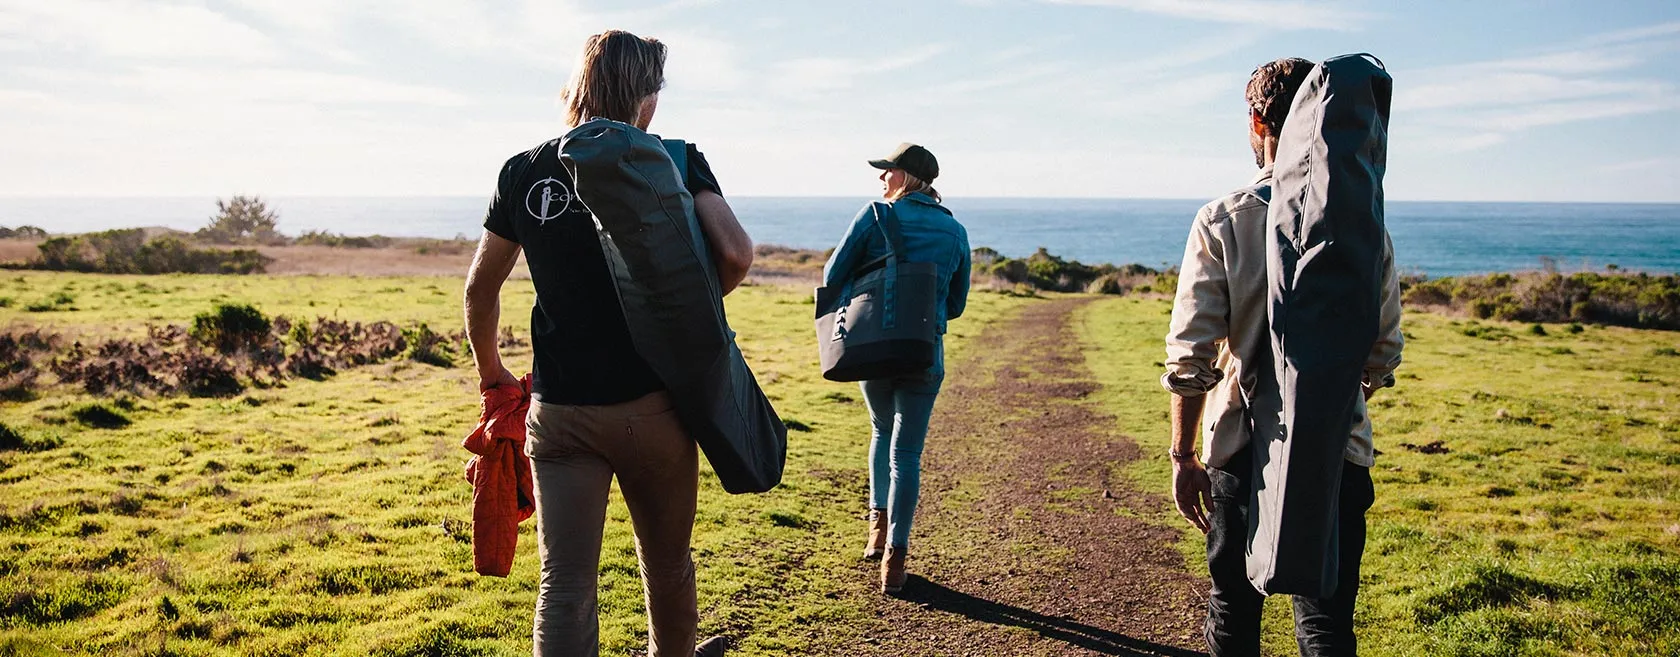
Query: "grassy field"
1080 297 1680 656
0 270 1023 655
4 270 1678 656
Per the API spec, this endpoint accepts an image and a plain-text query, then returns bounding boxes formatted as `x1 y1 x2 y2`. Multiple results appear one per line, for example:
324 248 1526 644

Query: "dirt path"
833 297 1207 656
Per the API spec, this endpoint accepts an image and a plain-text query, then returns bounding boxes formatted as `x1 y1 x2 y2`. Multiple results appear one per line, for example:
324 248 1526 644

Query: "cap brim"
867 159 896 170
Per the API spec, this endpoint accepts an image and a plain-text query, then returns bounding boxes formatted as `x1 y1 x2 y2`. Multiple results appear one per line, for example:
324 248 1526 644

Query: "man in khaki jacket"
1161 57 1404 656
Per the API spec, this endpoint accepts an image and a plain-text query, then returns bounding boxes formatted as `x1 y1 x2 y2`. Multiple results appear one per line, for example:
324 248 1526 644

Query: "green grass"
0 272 523 338
8 269 1676 655
1079 298 1680 656
0 271 1023 655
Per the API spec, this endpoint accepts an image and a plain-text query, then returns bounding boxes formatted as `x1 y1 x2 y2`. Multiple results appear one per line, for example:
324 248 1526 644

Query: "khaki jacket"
1162 166 1403 468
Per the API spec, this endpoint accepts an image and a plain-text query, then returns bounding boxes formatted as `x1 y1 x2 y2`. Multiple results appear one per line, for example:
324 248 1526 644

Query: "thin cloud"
1040 0 1374 31
1398 21 1679 152
1594 156 1680 174
0 0 282 62
1573 20 1680 48
125 66 475 107
772 44 950 98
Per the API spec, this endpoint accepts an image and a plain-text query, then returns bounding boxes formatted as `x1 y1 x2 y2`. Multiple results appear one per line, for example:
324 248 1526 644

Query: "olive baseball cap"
868 143 939 182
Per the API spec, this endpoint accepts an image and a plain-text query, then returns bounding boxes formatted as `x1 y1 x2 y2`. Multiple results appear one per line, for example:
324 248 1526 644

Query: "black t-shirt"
483 137 722 405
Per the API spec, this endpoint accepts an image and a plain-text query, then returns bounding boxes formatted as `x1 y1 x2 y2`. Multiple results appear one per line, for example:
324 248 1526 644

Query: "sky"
0 0 1677 202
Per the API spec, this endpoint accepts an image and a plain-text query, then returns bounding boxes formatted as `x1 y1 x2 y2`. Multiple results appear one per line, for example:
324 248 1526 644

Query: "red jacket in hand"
462 374 534 577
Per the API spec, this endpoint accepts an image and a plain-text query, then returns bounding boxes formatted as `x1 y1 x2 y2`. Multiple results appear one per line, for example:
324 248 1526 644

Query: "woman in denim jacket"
822 143 971 594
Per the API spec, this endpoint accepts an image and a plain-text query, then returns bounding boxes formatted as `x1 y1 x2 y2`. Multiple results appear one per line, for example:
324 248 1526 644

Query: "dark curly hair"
1245 57 1315 137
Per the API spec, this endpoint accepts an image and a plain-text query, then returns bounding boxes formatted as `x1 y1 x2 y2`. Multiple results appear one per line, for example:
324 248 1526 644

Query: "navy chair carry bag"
559 118 787 494
813 201 940 382
1248 54 1393 598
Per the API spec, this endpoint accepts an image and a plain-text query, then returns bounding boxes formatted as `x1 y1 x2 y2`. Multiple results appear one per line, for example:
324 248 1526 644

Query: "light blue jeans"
861 347 944 549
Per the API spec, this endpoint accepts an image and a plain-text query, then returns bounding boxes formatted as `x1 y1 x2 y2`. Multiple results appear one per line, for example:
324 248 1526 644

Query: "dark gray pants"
1205 446 1374 656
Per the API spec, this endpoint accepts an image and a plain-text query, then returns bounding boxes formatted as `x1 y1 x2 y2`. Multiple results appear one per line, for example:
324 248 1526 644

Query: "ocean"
3 196 1676 277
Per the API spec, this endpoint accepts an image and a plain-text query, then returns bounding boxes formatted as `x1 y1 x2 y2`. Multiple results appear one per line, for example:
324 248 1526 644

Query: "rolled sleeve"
1162 209 1230 397
1364 233 1404 391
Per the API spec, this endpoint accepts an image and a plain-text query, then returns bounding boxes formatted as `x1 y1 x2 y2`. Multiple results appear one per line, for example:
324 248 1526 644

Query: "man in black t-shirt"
463 30 752 657
479 137 731 406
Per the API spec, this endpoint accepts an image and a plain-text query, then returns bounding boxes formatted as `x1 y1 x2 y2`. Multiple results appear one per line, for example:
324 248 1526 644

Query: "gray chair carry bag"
1249 53 1393 598
559 118 787 494
814 201 940 382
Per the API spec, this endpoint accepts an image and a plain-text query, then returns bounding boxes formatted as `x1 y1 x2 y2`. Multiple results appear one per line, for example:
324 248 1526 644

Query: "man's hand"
479 365 520 392
1172 457 1213 534
464 230 522 396
1168 393 1212 533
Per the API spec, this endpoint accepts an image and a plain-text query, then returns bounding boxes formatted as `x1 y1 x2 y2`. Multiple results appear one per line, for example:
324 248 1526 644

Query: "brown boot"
863 509 887 560
695 636 728 656
881 546 908 594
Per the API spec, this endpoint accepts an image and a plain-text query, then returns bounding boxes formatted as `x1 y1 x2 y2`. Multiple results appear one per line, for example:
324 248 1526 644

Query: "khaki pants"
525 391 698 657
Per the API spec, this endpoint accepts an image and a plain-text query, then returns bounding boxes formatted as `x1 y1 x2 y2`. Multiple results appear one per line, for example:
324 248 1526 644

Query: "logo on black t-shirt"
525 177 576 225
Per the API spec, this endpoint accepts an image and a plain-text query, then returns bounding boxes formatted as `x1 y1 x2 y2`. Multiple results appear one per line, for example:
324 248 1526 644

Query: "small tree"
197 196 282 245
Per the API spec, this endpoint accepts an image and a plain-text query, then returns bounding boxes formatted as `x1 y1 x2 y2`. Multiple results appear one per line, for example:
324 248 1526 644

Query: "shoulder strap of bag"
870 200 909 262
844 201 905 279
868 201 908 329
661 139 690 187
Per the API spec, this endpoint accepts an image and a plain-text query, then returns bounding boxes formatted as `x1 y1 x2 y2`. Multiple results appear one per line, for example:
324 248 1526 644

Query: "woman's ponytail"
890 174 942 203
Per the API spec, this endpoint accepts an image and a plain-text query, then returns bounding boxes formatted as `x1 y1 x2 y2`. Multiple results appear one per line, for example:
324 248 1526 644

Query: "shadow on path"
898 576 1208 657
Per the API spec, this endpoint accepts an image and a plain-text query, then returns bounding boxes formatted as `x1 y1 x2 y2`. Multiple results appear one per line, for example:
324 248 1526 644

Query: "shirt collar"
900 191 953 216
1251 164 1275 186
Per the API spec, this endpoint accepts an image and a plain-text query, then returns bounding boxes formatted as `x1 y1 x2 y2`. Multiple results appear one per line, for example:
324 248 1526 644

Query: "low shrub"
413 238 473 256
983 247 1177 295
1087 273 1129 295
295 230 391 249
31 230 270 275
38 309 417 399
192 304 273 354
402 324 457 367
180 351 245 398
1401 270 1680 331
0 329 55 401
0 225 47 239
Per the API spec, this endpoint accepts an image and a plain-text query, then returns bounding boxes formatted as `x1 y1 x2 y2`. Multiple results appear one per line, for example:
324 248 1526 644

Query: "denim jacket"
822 192 972 336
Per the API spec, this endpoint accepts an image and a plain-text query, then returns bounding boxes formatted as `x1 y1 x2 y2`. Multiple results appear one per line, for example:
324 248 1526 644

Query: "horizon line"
1 194 1678 206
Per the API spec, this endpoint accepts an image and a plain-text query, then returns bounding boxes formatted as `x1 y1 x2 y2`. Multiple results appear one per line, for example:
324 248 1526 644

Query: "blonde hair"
561 30 667 128
888 172 942 203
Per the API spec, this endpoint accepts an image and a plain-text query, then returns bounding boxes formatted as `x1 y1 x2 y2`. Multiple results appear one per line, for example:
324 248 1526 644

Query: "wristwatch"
1168 447 1197 462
